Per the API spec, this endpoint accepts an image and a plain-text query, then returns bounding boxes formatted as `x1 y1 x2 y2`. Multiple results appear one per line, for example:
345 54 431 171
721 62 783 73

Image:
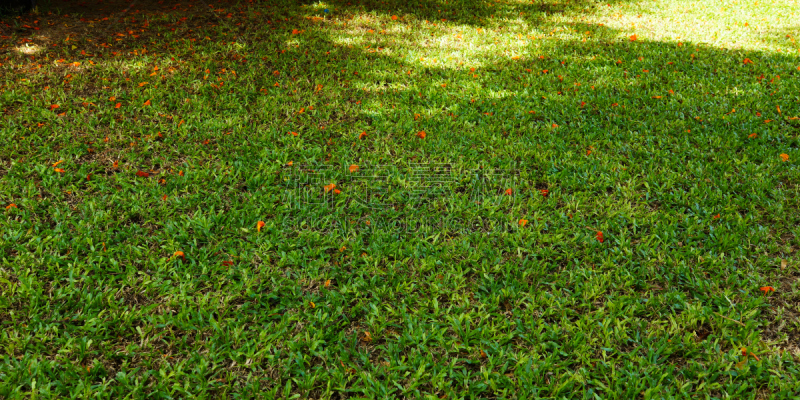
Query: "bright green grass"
1 0 800 397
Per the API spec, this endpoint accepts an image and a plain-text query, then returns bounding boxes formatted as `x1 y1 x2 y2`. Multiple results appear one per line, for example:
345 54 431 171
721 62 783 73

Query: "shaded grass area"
1 0 800 397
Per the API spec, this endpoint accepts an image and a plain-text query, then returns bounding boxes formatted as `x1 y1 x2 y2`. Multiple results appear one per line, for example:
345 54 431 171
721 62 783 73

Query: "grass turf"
1 0 800 397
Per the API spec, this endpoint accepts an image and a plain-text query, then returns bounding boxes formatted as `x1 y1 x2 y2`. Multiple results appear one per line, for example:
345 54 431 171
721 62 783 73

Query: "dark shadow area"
0 0 36 16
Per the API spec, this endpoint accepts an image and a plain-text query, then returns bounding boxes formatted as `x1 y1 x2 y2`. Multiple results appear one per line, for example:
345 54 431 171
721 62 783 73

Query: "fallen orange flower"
6 203 17 210
417 131 427 139
54 168 65 173
324 183 336 193
136 171 150 177
505 188 513 196
518 218 528 227
359 131 367 139
391 15 398 20
780 153 790 162
760 286 775 295
349 164 359 173
173 251 185 260
257 220 265 232
629 34 638 41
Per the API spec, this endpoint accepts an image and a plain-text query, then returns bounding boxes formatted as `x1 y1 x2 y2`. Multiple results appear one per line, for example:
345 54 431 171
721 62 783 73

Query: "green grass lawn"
1 0 800 397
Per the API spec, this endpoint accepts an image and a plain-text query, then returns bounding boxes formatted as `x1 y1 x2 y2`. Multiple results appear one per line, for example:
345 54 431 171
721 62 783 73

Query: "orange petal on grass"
143 100 151 106
417 131 427 139
54 168 65 173
359 131 367 139
518 218 528 227
505 188 513 195
629 34 637 41
52 160 64 167
324 279 331 288
173 251 185 260
257 220 266 232
349 164 359 173
136 170 150 177
780 153 789 162
391 15 398 20
324 183 336 192
115 103 121 108
6 203 17 210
